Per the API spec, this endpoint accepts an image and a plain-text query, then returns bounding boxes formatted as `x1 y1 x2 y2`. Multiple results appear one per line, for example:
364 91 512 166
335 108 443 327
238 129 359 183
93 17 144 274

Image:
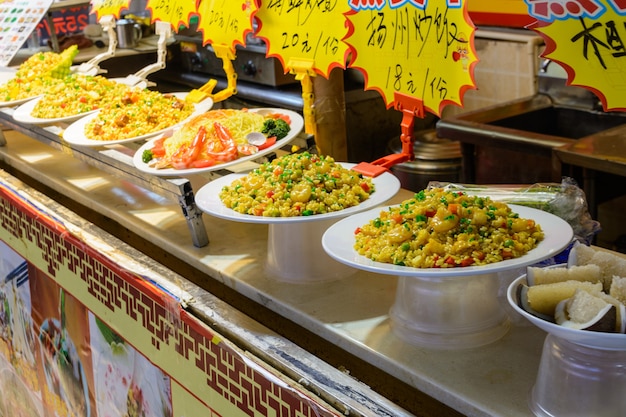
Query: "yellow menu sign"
346 0 478 116
146 0 198 31
528 0 626 111
90 0 131 20
255 0 352 77
197 0 258 48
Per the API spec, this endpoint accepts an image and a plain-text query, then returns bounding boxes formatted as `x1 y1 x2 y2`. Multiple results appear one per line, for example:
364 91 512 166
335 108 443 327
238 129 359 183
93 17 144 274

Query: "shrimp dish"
142 108 292 170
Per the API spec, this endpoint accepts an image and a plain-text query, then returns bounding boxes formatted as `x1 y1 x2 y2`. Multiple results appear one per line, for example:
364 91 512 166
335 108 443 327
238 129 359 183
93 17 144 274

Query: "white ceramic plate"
62 93 214 146
0 94 42 109
195 163 401 224
132 108 305 176
508 274 626 350
13 96 100 124
322 204 574 277
0 68 40 109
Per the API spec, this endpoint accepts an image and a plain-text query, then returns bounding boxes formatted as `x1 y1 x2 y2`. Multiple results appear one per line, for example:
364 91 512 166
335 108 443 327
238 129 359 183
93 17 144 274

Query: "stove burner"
177 37 297 87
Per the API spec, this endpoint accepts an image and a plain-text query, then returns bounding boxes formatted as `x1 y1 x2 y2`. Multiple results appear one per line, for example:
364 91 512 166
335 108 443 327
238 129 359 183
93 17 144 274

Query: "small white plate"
322 205 574 277
508 274 626 350
0 66 41 108
195 163 401 224
13 96 99 124
0 68 34 108
133 108 305 176
62 93 213 146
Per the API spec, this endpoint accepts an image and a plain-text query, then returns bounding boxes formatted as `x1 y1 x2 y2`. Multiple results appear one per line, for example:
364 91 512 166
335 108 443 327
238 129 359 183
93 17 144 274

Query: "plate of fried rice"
322 189 573 276
0 93 43 109
0 47 78 108
12 74 133 125
62 92 213 146
195 154 401 224
13 95 99 125
0 68 36 108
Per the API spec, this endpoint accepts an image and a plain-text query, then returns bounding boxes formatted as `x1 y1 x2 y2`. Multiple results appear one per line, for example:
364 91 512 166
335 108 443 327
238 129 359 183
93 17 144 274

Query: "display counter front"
0 105 565 417
0 131 412 417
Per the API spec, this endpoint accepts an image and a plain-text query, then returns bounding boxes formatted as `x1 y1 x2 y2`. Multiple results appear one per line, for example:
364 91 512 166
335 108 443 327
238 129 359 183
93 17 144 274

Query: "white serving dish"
62 93 213 146
508 274 626 350
196 164 401 282
132 108 304 176
323 204 574 348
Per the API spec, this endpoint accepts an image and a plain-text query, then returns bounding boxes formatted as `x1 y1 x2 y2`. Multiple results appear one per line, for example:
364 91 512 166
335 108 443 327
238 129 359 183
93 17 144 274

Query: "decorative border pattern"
0 179 339 417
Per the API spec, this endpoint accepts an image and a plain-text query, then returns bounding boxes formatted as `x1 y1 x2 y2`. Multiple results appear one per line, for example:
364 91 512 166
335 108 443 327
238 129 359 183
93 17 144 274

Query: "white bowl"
507 274 626 350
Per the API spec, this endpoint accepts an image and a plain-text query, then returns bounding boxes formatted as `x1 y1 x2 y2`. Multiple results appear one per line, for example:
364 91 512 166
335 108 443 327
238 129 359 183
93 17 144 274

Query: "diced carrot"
460 258 475 267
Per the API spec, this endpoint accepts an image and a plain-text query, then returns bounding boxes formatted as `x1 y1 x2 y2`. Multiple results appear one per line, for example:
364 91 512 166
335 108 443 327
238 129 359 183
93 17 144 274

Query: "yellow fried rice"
85 88 194 141
32 74 129 118
354 188 544 268
0 55 61 102
0 48 75 102
219 152 375 217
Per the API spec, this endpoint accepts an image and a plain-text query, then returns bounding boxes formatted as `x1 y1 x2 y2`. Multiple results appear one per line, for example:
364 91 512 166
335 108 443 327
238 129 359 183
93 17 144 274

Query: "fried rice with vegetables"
31 74 129 119
219 152 375 217
85 88 193 141
354 188 544 268
0 46 78 102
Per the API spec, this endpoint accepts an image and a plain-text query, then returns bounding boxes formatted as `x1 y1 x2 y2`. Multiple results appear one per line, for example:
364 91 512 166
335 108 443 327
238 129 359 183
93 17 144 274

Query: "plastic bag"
428 177 601 246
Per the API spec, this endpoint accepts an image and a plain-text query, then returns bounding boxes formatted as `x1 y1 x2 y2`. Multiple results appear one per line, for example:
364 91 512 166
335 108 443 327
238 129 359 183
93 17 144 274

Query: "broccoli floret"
141 149 154 163
261 118 291 140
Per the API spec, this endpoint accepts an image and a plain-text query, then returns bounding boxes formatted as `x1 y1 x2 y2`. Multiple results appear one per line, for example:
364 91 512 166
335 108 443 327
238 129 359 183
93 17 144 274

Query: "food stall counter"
0 125 551 417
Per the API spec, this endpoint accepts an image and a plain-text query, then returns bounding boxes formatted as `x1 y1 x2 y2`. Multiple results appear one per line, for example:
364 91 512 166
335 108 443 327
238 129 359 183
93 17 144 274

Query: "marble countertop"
0 127 547 417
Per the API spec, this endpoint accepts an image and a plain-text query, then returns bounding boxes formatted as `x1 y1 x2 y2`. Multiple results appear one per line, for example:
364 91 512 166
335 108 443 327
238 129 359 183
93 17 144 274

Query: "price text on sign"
90 0 131 20
346 0 477 116
146 0 198 31
255 0 352 77
198 0 257 48
527 0 626 111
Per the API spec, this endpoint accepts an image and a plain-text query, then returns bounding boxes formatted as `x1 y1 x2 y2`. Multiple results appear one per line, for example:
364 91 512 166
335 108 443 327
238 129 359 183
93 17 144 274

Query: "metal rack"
0 108 211 247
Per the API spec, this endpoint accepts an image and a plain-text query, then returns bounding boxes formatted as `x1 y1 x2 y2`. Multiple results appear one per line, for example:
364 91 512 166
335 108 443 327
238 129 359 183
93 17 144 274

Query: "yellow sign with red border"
529 0 626 111
346 1 478 116
146 0 198 32
89 0 131 20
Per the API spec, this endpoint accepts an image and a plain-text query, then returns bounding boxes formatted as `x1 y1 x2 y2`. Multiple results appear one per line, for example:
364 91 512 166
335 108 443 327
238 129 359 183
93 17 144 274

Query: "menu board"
0 0 54 66
528 0 626 111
